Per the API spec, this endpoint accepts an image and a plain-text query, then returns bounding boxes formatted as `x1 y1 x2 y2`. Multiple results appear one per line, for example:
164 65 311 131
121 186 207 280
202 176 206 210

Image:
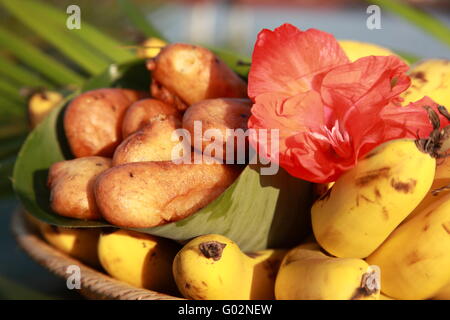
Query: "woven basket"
10 209 183 300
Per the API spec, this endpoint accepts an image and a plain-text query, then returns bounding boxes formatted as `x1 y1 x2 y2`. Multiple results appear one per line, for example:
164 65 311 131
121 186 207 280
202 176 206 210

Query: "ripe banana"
405 158 450 222
98 229 179 294
338 40 401 63
380 294 395 300
312 139 435 258
172 234 287 300
366 192 450 300
313 182 334 200
435 158 450 181
434 281 450 300
401 59 450 106
137 37 167 59
38 221 101 268
275 243 380 300
28 90 63 128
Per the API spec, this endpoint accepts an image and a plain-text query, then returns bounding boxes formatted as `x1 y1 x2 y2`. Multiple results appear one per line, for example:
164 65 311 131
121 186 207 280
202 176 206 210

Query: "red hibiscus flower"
248 24 447 183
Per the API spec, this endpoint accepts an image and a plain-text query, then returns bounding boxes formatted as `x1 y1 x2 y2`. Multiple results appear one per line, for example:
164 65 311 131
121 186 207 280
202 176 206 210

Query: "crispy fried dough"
147 43 248 110
48 157 112 220
113 116 184 165
122 98 180 138
94 160 241 228
64 88 145 157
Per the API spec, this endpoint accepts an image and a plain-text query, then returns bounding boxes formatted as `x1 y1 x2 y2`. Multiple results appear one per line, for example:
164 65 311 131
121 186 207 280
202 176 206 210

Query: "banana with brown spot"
275 243 380 300
312 139 435 258
434 281 450 300
401 59 450 107
37 221 101 268
367 192 450 300
98 229 180 295
172 234 287 300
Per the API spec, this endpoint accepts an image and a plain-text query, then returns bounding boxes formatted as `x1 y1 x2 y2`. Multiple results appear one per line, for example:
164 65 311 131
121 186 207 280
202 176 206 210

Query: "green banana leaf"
13 59 312 252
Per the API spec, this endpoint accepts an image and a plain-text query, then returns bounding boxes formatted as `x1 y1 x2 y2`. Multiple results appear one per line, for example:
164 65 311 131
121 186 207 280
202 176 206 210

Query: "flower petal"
280 131 355 183
321 55 410 125
250 91 325 138
248 24 349 99
248 91 324 170
247 24 443 184
381 96 450 138
353 97 449 161
320 55 411 153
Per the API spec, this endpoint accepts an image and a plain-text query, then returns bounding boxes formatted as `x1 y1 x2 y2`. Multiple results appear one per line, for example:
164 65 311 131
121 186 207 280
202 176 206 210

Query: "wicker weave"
10 209 183 300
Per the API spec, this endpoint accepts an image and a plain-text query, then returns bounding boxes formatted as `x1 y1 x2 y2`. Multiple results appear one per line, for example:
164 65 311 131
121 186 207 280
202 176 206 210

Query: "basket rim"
10 209 183 300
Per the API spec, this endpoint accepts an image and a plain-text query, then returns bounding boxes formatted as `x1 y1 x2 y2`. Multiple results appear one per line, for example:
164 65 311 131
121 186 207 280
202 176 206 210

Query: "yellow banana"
28 90 63 128
435 158 450 181
312 139 435 258
38 221 101 268
366 192 450 300
434 281 450 300
275 243 380 300
313 182 334 200
137 37 167 59
401 59 450 106
404 180 449 222
98 229 179 294
338 40 402 63
405 158 450 222
172 234 287 300
380 293 395 300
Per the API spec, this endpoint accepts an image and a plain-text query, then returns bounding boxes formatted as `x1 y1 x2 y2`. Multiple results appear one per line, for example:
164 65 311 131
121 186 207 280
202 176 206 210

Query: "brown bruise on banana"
245 252 263 259
382 207 389 220
347 145 418 220
355 167 390 187
390 178 417 193
406 250 424 266
404 71 427 97
442 221 450 235
198 241 227 261
356 194 375 206
410 71 427 83
351 167 397 220
374 188 382 199
183 282 206 300
262 258 282 281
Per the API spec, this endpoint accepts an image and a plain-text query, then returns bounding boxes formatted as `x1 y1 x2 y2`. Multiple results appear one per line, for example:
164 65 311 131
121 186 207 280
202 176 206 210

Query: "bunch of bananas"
32 41 450 300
